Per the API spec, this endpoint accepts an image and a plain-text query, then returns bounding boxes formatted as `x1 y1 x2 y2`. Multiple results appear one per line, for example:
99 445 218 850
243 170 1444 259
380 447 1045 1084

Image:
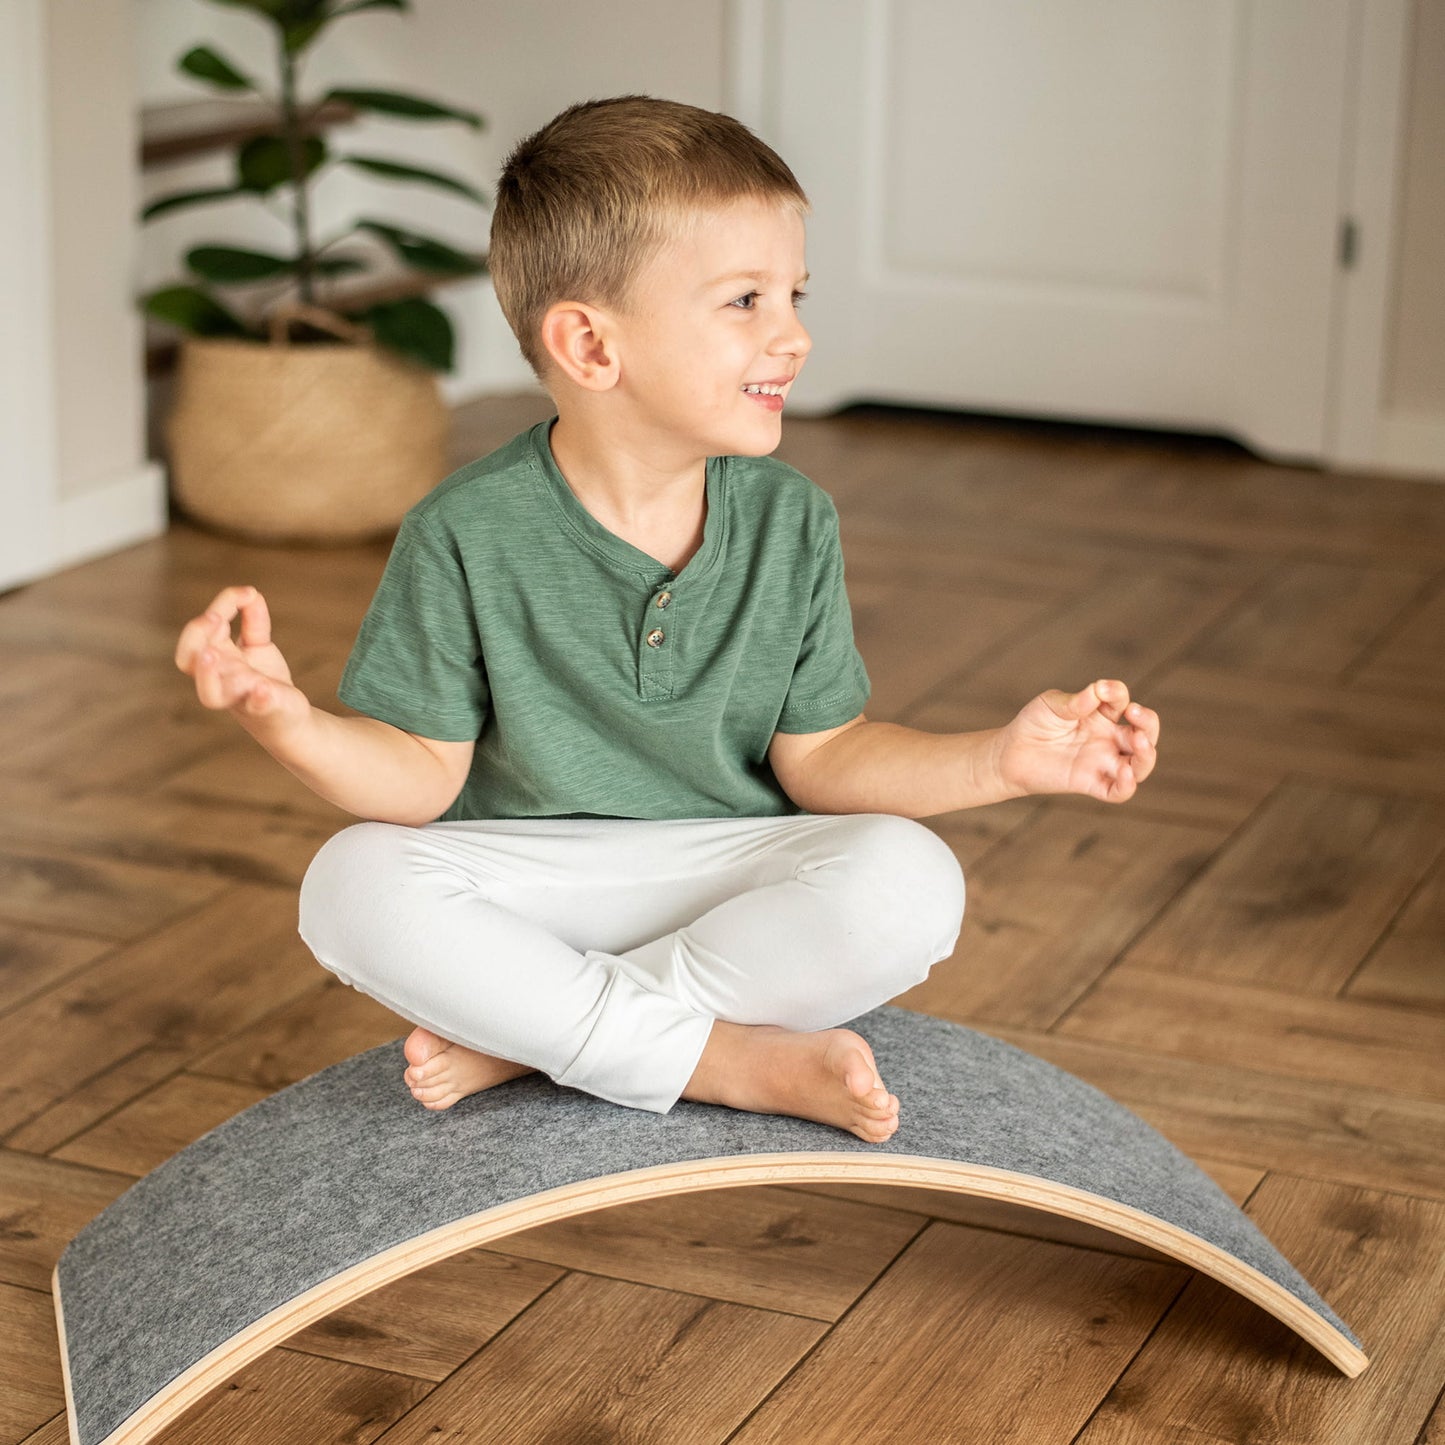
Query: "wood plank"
925 794 1044 871
1419 1392 1445 1445
148 1348 427 1445
847 575 1047 722
0 920 110 1014
1117 779 1445 992
1347 573 1445 699
988 1027 1445 1202
777 1179 1175 1262
981 447 1445 566
0 838 225 941
15 1415 68 1445
0 885 320 1137
0 1281 66 1444
489 1183 926 1318
158 738 354 825
0 679 239 792
0 774 338 892
1184 560 1430 678
1074 1175 1445 1445
52 1073 271 1177
1056 969 1445 1101
5 1045 194 1158
1141 663 1445 800
188 977 410 1091
926 565 1255 707
897 803 1221 1029
838 528 1101 600
0 1149 131 1291
284 1247 564 1382
367 1270 826 1444
1344 856 1445 1010
730 1222 1186 1444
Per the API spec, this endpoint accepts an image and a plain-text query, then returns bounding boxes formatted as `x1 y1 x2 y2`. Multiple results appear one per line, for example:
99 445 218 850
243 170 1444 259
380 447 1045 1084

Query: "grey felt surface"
56 1005 1360 1444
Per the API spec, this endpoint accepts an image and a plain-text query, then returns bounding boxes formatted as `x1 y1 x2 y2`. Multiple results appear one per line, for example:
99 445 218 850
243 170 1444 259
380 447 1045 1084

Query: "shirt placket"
637 581 676 699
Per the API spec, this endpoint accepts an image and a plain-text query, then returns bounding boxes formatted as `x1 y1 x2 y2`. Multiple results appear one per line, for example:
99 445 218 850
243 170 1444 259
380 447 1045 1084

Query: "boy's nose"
774 312 812 360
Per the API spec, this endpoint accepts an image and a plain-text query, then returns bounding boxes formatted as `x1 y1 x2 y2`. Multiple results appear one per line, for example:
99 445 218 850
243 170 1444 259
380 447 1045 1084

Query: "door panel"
734 0 1353 462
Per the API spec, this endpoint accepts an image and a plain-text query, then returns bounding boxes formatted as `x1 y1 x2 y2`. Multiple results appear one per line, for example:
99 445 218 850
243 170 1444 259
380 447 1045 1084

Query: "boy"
175 96 1158 1145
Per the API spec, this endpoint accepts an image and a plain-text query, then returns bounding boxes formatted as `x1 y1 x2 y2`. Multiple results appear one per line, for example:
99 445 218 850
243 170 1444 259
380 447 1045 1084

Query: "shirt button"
646 628 665 647
655 591 672 608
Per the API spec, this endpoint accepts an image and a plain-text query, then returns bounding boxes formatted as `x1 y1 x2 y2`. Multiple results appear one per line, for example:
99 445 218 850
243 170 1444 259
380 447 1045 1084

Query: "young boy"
175 96 1158 1145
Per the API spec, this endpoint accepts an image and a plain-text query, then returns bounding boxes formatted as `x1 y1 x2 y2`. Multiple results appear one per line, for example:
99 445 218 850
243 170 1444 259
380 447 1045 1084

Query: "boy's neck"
548 412 706 528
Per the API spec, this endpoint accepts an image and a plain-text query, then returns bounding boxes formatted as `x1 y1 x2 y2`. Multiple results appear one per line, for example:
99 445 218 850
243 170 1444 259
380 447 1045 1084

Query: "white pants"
297 811 966 1113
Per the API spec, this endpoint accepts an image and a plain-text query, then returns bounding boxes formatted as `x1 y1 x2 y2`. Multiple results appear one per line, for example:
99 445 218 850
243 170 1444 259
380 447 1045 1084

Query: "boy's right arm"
175 585 473 827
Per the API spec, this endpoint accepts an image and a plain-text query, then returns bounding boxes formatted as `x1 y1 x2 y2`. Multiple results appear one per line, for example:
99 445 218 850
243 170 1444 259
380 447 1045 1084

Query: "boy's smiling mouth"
742 376 792 411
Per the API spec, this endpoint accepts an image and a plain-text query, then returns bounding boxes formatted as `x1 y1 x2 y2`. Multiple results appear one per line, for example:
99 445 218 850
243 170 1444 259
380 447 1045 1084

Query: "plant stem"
277 32 315 306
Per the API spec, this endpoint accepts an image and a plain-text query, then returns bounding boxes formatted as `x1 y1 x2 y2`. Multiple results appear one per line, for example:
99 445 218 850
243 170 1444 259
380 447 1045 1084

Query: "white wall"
0 0 164 594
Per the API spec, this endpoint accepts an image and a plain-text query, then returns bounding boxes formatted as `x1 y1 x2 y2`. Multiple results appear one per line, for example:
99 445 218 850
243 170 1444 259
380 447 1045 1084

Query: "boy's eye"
729 290 810 310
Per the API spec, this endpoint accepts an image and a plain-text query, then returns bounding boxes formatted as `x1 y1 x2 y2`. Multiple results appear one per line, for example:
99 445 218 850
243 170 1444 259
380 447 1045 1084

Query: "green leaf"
323 87 483 129
355 219 486 275
141 185 249 222
178 45 258 91
187 245 297 282
283 17 328 52
236 134 327 192
313 254 371 277
198 0 288 18
350 296 454 371
141 285 251 337
329 0 410 17
341 154 488 205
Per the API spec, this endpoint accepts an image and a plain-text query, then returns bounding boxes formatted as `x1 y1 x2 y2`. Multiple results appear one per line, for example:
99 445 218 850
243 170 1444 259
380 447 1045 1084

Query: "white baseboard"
54 459 168 572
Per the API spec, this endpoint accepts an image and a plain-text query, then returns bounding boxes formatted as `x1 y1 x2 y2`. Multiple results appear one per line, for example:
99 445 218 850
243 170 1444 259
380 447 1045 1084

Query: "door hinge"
1339 218 1360 270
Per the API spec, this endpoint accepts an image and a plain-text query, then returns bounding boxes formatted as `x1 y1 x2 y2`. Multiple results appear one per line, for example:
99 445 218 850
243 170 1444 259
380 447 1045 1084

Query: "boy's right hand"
175 586 310 732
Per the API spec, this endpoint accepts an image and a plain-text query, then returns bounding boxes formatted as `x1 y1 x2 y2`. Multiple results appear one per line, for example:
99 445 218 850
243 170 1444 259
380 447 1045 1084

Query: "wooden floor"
3 393 1444 1444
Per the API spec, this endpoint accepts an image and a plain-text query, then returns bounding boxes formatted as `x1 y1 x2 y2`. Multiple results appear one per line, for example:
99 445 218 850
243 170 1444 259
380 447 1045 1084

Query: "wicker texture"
165 318 449 544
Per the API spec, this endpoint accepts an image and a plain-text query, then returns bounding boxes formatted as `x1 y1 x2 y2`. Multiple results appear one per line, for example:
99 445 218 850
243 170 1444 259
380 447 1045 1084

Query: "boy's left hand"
996 680 1159 803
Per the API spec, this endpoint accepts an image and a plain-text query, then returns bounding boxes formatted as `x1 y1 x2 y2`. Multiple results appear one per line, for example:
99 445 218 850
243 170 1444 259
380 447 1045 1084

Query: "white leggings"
297 811 966 1114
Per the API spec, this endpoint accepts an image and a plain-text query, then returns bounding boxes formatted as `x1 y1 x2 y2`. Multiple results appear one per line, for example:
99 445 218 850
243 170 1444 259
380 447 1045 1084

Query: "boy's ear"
540 301 620 392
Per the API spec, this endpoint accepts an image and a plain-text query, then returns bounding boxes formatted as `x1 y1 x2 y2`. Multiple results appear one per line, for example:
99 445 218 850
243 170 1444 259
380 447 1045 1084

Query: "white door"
729 0 1372 464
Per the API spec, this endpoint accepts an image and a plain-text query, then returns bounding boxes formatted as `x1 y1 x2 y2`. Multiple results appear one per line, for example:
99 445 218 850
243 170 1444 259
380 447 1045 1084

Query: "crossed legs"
298 811 966 1142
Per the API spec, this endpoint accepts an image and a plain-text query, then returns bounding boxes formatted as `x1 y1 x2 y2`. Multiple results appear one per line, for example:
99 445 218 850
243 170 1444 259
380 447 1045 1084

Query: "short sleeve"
774 506 871 733
337 511 490 741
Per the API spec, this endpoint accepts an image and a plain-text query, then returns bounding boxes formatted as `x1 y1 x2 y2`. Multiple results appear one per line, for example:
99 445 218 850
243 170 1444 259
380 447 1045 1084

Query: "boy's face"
607 197 812 459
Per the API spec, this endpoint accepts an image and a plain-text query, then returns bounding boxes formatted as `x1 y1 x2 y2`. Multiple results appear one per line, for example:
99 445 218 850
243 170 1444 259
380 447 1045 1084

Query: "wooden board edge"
74 1153 1369 1445
52 1260 81 1445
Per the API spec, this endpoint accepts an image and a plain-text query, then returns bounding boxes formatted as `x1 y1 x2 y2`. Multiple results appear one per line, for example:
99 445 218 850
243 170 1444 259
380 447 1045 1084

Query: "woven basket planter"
165 307 450 545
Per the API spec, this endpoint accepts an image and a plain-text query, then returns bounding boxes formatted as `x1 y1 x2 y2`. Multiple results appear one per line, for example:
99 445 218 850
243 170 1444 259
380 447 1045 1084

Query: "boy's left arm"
770 680 1159 819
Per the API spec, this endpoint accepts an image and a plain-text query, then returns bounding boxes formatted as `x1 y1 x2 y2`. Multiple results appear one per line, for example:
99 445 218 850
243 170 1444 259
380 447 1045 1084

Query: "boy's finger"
1126 703 1160 747
1106 758 1136 802
192 649 232 710
1092 679 1130 723
237 589 273 651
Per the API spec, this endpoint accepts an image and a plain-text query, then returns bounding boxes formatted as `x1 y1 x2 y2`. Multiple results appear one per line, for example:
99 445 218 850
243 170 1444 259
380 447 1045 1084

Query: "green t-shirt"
338 417 871 821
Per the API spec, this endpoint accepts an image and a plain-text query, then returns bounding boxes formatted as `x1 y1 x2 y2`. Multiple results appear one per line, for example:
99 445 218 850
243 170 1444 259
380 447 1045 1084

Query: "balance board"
53 1004 1366 1444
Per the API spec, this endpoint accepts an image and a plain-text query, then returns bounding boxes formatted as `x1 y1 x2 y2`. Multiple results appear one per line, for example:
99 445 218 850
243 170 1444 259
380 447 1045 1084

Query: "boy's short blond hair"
489 95 810 381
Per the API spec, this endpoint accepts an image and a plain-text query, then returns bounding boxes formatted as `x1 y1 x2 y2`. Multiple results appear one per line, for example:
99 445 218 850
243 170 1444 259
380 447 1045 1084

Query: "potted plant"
141 0 489 543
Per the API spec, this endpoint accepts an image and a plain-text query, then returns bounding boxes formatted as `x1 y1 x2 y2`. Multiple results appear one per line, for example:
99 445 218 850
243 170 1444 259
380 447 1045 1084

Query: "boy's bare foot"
683 1020 901 1144
403 1027 538 1111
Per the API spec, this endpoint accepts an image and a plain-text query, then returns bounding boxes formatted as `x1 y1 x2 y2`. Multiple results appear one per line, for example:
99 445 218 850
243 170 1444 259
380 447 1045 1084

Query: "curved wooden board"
53 1006 1367 1444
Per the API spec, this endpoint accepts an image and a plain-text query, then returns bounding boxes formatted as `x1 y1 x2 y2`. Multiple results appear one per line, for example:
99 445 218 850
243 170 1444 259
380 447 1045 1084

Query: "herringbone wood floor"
3 393 1444 1443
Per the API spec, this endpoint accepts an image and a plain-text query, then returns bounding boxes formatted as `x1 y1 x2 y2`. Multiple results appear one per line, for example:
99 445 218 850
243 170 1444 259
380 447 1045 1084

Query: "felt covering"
54 1005 1361 1444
